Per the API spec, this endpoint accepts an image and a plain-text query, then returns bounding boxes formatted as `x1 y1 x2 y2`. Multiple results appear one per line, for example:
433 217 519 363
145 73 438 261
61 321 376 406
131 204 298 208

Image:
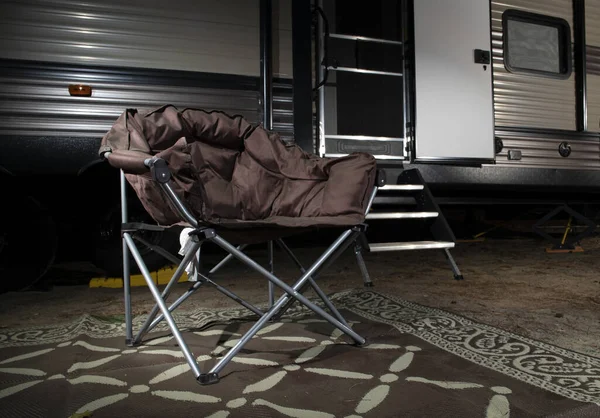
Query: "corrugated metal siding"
0 62 258 137
586 0 600 132
586 0 600 46
0 0 292 78
0 0 295 141
488 0 600 171
587 46 600 76
274 0 293 79
0 60 294 141
586 72 600 131
273 82 294 140
491 0 576 131
494 130 600 169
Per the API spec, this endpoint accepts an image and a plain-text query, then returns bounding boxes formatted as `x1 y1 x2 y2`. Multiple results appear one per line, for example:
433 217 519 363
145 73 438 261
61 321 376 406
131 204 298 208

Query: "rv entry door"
412 0 494 164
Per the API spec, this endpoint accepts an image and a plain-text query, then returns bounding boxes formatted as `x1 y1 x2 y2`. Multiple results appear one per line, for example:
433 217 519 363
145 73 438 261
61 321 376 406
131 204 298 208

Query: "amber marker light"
68 84 92 97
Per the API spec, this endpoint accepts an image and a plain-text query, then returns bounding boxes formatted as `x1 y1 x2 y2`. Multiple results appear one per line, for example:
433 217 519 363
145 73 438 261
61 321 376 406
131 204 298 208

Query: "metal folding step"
312 0 463 282
378 184 424 191
366 211 438 220
328 33 404 45
325 66 403 77
369 241 455 252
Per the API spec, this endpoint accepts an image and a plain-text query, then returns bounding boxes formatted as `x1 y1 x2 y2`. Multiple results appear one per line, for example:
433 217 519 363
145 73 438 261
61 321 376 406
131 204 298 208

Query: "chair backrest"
100 105 377 228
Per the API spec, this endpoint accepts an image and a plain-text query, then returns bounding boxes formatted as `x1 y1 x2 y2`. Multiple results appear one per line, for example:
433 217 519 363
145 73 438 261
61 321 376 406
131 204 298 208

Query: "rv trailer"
0 0 598 288
306 0 600 201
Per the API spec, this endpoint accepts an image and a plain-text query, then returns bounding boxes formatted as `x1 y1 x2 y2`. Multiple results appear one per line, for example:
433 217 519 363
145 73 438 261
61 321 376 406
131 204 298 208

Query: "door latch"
474 49 491 65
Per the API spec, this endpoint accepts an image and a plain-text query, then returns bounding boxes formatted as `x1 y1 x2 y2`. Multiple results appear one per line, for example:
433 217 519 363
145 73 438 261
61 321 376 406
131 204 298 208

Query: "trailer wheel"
91 202 180 277
0 194 57 293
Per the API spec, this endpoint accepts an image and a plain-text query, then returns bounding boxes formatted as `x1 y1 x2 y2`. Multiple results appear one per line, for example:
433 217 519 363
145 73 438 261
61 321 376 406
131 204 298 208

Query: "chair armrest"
102 149 153 174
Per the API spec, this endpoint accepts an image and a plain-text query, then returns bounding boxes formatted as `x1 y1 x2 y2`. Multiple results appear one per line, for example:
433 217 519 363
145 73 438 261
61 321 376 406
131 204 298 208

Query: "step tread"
366 211 438 219
329 33 404 46
369 241 455 251
325 66 403 77
378 184 424 191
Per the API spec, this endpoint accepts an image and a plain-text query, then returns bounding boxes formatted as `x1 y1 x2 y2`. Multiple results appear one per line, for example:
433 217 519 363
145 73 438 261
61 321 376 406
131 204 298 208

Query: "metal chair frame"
116 156 377 385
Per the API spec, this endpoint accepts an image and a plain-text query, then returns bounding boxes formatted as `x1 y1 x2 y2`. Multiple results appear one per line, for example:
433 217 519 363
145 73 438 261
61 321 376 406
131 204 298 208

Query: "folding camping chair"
99 105 382 385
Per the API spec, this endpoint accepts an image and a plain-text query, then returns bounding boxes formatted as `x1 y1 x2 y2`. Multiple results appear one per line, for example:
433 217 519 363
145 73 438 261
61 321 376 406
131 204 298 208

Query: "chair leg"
132 240 202 345
145 280 206 334
354 243 373 287
268 241 275 308
119 169 134 346
132 234 181 265
121 226 367 384
122 237 133 346
271 235 355 319
145 274 264 336
205 228 366 379
273 239 349 327
124 233 204 379
207 244 249 276
136 245 264 338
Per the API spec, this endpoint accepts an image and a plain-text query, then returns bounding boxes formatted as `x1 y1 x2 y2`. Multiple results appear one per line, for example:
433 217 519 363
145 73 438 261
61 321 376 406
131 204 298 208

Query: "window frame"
502 9 572 80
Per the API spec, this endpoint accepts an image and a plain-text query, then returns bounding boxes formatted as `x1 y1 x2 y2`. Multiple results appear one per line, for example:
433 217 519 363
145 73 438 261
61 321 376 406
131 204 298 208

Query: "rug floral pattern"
0 289 598 417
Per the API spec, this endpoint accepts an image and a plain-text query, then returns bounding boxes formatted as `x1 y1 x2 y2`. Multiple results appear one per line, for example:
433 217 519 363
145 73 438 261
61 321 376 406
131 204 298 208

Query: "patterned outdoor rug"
0 289 598 417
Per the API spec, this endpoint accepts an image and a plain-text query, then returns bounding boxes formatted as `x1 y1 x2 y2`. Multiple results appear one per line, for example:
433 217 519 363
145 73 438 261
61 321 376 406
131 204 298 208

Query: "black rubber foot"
127 338 144 347
364 282 374 287
353 336 369 347
454 275 464 281
197 372 220 385
125 338 135 347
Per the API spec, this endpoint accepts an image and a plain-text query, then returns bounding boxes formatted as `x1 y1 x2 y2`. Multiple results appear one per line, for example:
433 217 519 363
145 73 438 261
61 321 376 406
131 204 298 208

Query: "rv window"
502 10 571 79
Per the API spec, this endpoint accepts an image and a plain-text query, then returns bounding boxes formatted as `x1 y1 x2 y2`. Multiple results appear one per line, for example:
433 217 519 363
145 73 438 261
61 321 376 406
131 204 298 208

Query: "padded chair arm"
103 149 153 174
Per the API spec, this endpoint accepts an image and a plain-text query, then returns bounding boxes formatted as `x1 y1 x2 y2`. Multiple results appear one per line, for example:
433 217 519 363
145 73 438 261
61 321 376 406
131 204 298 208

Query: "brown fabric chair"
99 104 379 385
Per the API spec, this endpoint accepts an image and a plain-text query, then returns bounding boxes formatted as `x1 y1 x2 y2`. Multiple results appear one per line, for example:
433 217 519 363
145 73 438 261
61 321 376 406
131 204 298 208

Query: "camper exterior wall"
491 0 576 131
0 0 292 78
491 129 600 170
587 46 600 131
586 0 600 131
0 62 261 139
0 0 294 175
487 0 600 172
0 59 294 175
1 0 600 179
491 0 600 170
0 59 295 175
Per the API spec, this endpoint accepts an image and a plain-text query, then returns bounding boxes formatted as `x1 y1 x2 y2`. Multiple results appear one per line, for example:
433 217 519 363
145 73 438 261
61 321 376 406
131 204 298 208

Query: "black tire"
0 194 57 293
91 201 182 277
